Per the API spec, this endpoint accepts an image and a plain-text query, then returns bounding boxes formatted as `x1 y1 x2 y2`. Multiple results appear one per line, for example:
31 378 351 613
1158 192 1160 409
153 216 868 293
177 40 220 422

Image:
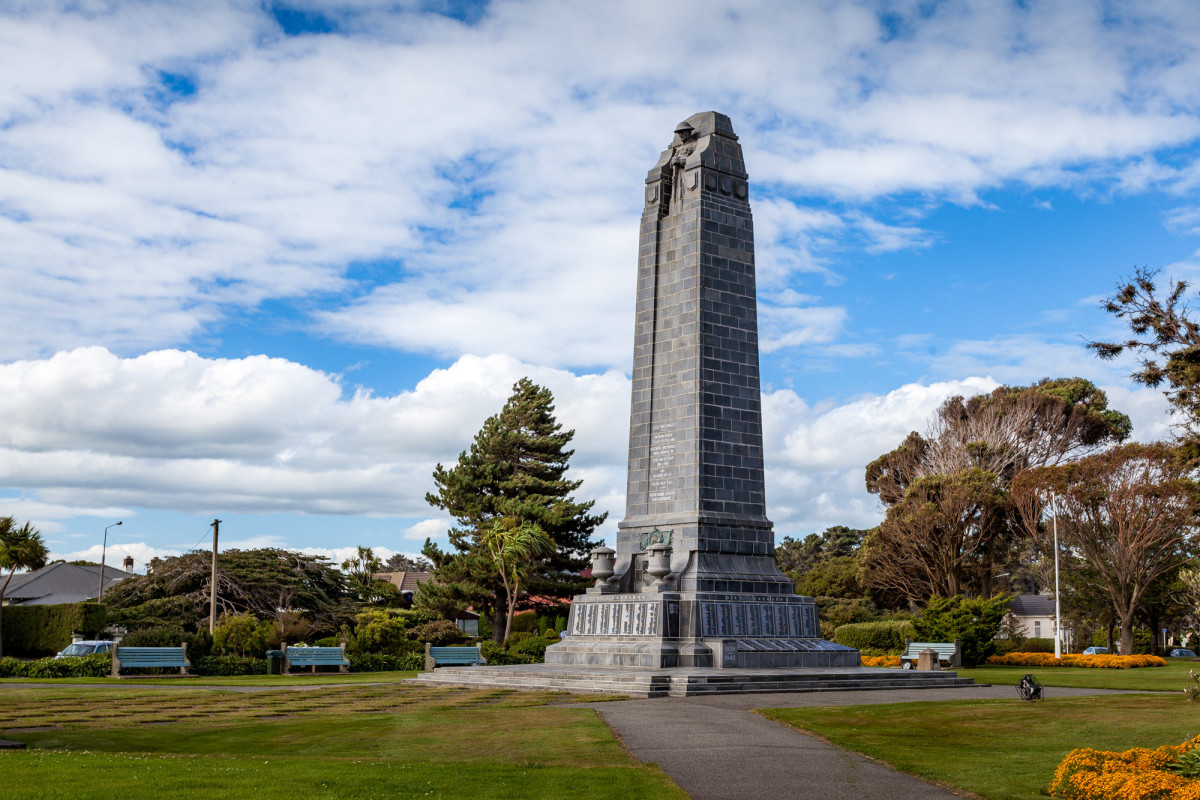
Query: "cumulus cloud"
0 347 628 520
7 346 1167 549
4 1 1200 365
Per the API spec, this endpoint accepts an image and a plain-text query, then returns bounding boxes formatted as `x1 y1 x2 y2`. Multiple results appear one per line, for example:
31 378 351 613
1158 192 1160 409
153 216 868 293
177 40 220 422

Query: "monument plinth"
545 112 857 669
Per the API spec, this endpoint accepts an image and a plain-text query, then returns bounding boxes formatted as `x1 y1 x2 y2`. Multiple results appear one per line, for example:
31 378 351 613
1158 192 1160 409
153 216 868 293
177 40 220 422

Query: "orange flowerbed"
1051 735 1200 799
860 655 901 668
987 652 1166 669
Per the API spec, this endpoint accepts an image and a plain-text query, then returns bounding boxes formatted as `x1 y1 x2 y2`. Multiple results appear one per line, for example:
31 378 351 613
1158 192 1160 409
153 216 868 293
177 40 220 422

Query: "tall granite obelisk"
546 112 857 669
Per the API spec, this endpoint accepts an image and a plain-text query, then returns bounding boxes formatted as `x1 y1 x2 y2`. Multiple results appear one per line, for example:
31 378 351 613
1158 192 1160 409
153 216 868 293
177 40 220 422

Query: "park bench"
282 644 349 674
425 644 487 671
110 644 193 678
900 639 962 670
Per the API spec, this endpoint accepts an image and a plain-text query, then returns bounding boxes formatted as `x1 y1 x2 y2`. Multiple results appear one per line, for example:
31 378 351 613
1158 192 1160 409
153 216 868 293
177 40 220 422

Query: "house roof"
4 562 131 605
374 571 433 594
1009 594 1055 617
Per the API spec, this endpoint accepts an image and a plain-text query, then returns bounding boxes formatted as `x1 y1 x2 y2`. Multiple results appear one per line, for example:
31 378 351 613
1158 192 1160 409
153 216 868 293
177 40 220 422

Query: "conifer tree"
420 378 606 641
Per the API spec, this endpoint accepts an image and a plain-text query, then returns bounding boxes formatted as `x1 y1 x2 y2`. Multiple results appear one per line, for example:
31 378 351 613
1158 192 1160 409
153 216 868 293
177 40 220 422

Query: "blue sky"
3 0 1199 569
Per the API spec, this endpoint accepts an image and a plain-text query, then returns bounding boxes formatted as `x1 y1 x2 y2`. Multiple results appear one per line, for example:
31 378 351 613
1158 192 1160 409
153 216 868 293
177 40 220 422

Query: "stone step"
407 666 976 698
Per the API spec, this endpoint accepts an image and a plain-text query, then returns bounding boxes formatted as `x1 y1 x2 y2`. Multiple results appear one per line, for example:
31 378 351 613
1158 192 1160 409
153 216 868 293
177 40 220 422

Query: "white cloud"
0 347 627 521
53 541 183 572
4 1 1200 364
402 518 451 542
10 345 1166 547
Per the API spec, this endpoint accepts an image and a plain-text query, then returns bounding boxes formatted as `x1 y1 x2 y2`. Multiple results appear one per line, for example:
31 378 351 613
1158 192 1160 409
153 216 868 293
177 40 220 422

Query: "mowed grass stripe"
0 751 685 800
0 684 575 731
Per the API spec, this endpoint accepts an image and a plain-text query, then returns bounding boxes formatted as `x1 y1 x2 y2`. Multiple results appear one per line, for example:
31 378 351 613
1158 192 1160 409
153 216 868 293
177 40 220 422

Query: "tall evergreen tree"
420 378 607 641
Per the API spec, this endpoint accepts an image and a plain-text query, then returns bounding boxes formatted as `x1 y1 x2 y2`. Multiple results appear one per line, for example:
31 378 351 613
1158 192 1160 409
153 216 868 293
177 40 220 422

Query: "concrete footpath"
584 685 1129 800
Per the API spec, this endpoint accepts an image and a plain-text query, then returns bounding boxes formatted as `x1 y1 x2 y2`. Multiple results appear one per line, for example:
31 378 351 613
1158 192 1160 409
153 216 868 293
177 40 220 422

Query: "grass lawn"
760 693 1200 800
958 657 1199 691
0 682 684 799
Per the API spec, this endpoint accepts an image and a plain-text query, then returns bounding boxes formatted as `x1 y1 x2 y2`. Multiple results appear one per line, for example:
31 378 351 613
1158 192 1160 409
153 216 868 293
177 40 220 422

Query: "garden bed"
1051 735 1200 799
987 652 1165 669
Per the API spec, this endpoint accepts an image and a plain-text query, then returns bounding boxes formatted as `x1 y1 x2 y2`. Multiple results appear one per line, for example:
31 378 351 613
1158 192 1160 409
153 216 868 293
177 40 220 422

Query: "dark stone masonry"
544 112 857 669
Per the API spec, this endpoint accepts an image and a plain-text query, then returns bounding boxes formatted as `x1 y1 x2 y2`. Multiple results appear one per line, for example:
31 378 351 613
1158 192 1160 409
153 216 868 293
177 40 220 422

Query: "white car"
55 640 115 659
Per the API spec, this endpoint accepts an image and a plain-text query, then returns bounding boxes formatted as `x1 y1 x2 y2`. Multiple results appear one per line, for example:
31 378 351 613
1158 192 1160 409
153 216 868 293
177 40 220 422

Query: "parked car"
1082 646 1108 655
1169 648 1197 658
55 640 115 659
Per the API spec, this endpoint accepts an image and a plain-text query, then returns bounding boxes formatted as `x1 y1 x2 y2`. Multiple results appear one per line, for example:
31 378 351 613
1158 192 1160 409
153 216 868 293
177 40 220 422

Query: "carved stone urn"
589 546 616 590
646 543 672 590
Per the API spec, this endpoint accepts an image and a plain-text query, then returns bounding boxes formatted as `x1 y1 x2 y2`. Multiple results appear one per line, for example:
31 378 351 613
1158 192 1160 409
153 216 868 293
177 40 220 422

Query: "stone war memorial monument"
545 111 851 670
414 112 974 696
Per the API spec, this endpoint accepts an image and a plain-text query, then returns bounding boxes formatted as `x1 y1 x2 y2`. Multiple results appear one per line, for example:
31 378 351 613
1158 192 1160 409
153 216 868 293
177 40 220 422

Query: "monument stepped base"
406 664 978 698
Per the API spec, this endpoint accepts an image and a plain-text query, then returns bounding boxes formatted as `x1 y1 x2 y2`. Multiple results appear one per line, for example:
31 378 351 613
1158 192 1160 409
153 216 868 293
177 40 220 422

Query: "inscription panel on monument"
572 600 662 637
648 421 679 503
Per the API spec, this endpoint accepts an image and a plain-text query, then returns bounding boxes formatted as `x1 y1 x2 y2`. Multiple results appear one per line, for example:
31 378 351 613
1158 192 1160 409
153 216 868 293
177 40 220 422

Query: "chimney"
123 556 134 573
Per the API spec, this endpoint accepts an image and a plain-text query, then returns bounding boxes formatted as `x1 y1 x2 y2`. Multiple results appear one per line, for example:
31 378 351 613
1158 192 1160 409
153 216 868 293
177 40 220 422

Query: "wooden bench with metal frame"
110 644 194 678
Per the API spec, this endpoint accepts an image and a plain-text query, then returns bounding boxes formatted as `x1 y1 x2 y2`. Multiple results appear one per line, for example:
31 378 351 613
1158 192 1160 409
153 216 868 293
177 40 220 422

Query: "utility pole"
209 519 221 634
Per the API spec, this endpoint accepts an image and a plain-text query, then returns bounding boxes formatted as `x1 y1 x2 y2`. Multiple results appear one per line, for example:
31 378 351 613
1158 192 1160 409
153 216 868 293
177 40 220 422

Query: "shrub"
478 638 536 665
510 611 539 633
267 611 313 649
912 595 1010 667
816 597 878 631
120 625 187 648
350 608 410 654
213 612 270 657
1020 637 1057 653
507 635 556 662
0 603 108 658
993 638 1024 656
861 655 901 668
1050 735 1200 799
194 655 267 676
0 654 110 678
987 652 1165 668
834 620 916 653
348 652 425 672
409 619 465 646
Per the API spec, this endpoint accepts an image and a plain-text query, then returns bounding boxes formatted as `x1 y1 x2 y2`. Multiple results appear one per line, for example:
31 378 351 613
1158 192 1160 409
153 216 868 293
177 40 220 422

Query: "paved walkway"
585 685 1129 800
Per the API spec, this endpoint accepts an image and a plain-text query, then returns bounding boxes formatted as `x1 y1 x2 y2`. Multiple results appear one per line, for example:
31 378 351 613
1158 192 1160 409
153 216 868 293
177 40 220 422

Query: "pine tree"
420 378 607 641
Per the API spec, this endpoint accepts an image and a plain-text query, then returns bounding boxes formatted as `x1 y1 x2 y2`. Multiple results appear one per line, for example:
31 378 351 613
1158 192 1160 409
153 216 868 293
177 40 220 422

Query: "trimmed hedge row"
833 620 916 653
349 652 425 672
0 654 111 678
1 603 108 658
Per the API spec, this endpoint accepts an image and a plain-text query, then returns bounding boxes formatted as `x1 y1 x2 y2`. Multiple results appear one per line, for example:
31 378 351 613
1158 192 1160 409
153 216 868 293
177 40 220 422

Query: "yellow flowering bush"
987 652 1166 669
1050 736 1200 799
860 655 901 668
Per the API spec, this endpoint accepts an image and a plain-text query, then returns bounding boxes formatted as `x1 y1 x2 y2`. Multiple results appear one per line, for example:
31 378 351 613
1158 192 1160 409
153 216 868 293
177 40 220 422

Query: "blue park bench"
110 644 193 678
282 644 349 674
900 639 962 670
424 644 487 671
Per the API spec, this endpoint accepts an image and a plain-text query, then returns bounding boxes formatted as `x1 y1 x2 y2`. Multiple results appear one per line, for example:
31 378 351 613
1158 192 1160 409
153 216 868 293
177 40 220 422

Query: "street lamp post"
99 521 122 601
1052 493 1062 660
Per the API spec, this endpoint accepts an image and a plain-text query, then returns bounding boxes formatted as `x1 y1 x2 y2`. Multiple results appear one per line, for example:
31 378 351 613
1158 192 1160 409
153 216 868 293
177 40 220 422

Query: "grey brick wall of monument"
545 112 858 669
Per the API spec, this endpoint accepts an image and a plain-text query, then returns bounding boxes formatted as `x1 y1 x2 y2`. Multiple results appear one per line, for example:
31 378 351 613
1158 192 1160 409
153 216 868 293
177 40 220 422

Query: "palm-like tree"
481 520 554 641
0 518 50 657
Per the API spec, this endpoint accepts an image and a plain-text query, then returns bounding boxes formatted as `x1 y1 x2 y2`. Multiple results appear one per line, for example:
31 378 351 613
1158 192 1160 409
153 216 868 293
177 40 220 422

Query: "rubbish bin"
266 649 283 675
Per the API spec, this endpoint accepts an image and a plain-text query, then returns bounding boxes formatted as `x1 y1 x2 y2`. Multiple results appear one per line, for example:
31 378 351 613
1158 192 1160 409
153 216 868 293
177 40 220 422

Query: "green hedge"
0 654 110 678
1 603 108 658
348 652 425 672
193 655 266 676
834 620 916 653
